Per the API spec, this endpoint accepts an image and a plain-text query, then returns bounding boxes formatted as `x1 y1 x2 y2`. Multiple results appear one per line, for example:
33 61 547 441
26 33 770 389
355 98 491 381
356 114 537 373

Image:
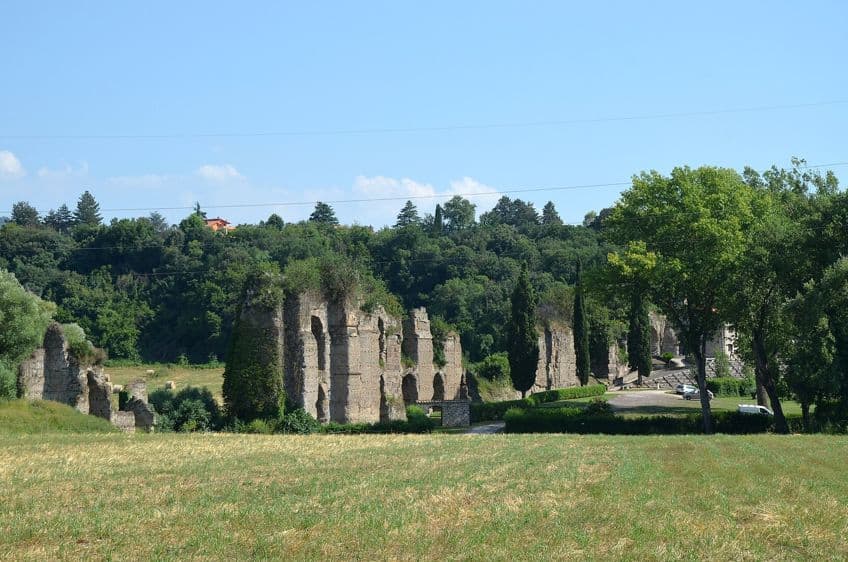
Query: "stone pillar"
402 308 435 401
127 379 148 403
87 370 113 420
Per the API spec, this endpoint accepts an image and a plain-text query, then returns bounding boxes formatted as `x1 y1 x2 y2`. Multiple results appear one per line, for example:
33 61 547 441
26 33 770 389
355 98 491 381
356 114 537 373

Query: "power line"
1 100 846 140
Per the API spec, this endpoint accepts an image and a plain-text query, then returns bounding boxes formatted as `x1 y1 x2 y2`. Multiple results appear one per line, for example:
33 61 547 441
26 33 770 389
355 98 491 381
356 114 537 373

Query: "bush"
707 376 755 397
475 352 511 381
526 384 607 405
277 408 320 434
319 405 434 434
504 408 777 435
585 397 612 416
244 418 274 434
149 386 222 432
0 360 16 400
661 352 674 366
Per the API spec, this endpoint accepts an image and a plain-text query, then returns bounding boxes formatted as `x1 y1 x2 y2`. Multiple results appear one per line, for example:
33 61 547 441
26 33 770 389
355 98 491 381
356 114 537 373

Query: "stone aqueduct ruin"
17 290 706 430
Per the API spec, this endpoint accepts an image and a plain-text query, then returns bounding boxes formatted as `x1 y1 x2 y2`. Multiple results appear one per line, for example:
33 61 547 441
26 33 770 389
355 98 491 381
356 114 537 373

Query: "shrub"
707 376 755 397
0 360 16 400
149 386 222 432
318 406 434 434
475 352 511 381
661 352 674 366
585 397 612 416
244 418 274 434
277 408 320 434
526 384 607 405
713 351 731 378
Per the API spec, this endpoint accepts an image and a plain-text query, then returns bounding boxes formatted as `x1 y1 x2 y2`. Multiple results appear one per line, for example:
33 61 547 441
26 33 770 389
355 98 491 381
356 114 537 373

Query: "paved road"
465 422 505 434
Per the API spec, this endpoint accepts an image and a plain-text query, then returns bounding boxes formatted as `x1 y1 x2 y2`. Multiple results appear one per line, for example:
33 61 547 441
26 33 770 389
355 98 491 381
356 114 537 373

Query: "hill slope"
0 399 118 435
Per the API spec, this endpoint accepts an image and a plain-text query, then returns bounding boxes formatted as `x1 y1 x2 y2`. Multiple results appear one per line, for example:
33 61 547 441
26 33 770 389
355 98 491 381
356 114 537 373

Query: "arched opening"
311 316 326 372
433 372 445 401
378 317 386 366
402 373 418 404
315 384 328 423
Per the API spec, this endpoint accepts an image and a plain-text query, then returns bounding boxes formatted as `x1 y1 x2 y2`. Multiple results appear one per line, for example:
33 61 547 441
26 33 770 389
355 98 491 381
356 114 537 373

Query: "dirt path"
607 390 687 411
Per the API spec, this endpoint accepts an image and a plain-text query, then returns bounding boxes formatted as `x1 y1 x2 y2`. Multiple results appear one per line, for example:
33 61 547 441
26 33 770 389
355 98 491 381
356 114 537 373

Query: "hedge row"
471 384 607 422
706 376 756 397
503 407 781 434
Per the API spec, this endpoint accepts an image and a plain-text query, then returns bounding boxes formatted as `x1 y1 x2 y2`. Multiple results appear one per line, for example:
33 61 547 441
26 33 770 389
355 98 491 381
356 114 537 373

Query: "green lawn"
107 364 225 402
1 431 846 560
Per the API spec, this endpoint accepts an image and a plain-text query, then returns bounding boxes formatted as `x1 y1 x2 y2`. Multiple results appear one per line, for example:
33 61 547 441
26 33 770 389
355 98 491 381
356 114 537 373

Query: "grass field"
107 365 225 401
2 431 847 561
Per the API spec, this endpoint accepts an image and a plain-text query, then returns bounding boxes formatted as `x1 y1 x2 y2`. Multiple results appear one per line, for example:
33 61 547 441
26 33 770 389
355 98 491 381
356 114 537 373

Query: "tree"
193 202 207 219
0 270 56 398
582 210 597 227
627 292 652 386
442 196 476 233
395 200 420 228
222 267 286 421
10 201 39 227
507 265 539 397
542 201 563 226
147 211 169 234
433 204 444 234
308 201 338 226
573 260 591 385
606 166 758 433
265 213 285 230
73 190 102 226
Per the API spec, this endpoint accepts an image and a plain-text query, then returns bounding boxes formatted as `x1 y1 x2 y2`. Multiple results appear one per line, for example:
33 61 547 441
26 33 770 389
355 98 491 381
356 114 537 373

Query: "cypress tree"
573 260 591 385
433 204 444 234
508 265 539 398
627 292 652 385
222 268 286 421
55 204 75 232
73 190 102 226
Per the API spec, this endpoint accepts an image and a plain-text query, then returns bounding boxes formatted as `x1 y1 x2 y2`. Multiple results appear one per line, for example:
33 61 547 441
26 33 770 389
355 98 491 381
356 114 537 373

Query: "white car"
683 388 713 401
738 404 774 416
675 383 697 395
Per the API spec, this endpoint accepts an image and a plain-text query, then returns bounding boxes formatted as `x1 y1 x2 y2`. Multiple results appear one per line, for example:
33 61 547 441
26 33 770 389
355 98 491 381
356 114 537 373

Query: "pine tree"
433 204 444 234
193 202 207 219
309 201 338 226
627 292 652 385
73 190 102 226
573 260 591 385
55 204 75 232
541 201 563 225
508 265 539 398
395 200 420 227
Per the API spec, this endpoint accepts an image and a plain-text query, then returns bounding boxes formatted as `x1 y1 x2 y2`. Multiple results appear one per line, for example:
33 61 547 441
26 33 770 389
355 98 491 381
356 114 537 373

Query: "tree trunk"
694 338 713 434
755 377 769 407
801 401 810 433
752 330 788 434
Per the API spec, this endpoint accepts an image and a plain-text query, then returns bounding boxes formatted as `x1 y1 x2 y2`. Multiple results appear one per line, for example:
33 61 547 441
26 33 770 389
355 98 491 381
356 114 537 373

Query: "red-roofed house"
204 217 235 232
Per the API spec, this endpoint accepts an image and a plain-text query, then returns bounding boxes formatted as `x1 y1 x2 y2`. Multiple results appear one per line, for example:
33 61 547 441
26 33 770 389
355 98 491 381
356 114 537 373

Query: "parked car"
675 383 697 395
683 388 713 401
737 404 774 416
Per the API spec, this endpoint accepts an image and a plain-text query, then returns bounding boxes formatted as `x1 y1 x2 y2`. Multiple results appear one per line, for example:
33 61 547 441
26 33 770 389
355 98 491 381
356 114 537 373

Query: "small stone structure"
417 399 471 427
17 322 155 432
533 322 579 392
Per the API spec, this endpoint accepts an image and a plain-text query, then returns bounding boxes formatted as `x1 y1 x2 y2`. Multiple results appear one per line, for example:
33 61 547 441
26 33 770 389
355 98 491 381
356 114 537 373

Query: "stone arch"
433 372 445 401
402 373 418 404
315 384 329 423
311 316 326 372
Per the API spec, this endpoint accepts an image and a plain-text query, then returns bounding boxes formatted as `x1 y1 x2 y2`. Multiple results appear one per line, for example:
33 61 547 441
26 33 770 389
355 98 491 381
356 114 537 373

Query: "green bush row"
471 384 607 422
503 407 779 434
227 405 435 435
706 376 756 397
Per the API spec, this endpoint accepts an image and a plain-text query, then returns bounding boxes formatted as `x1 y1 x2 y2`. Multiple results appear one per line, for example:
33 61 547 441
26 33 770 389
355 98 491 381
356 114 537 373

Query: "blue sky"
1 1 846 227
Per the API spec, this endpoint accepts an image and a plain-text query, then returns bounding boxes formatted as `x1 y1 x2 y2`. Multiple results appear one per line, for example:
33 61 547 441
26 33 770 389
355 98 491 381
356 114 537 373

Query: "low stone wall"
441 400 471 427
111 411 136 433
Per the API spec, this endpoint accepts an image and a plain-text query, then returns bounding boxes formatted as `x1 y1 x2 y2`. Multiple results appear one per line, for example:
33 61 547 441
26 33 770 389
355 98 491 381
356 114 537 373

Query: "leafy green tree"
507 265 539 397
44 204 75 233
308 201 338 226
147 211 169 234
11 201 39 227
222 266 286 421
395 200 420 227
573 260 591 385
0 270 55 398
265 213 285 229
606 166 758 433
442 196 476 233
73 190 102 226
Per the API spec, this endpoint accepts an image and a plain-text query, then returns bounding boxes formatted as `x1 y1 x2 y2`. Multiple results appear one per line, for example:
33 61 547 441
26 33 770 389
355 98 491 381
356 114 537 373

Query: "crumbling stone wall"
439 331 464 400
17 323 90 412
283 293 408 425
87 371 113 420
124 396 155 432
533 322 579 392
403 308 435 401
649 311 682 356
111 411 136 433
441 400 471 427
